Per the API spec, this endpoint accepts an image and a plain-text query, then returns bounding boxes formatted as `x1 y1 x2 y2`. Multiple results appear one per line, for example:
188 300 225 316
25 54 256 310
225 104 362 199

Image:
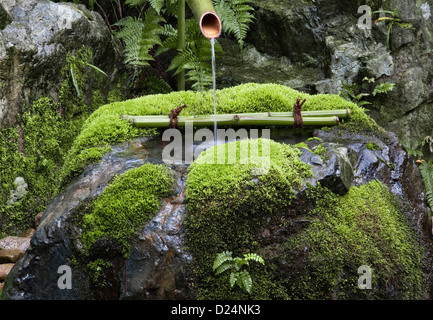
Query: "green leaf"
229 272 238 288
213 251 233 272
372 82 395 96
70 66 80 97
114 9 165 77
238 270 252 294
213 0 255 47
83 62 107 77
419 161 433 210
244 253 265 265
215 261 232 275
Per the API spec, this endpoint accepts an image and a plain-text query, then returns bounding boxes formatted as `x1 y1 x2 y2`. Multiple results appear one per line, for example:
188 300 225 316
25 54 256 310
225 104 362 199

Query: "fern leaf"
213 251 233 272
238 270 252 294
149 0 165 13
244 253 265 265
213 0 255 47
214 261 232 275
229 272 238 288
114 9 164 77
142 75 173 94
233 256 249 271
420 161 433 210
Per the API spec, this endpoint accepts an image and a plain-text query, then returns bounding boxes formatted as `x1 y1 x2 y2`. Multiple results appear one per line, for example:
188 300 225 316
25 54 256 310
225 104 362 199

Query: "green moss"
279 181 426 299
86 259 113 287
80 163 174 257
61 83 376 188
185 138 312 299
366 142 380 151
307 137 323 143
0 46 125 237
312 144 327 157
185 138 425 299
0 97 87 236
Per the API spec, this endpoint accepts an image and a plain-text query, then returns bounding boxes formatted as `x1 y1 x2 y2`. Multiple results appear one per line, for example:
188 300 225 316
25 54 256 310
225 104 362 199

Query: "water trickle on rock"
211 37 217 145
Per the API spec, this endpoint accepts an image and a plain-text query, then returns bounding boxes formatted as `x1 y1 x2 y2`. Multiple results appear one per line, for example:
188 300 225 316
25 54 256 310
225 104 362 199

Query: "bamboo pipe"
188 0 222 38
121 114 340 128
190 109 351 119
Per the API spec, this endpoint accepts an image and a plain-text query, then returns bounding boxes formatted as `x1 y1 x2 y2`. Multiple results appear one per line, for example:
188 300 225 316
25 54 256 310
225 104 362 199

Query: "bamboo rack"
121 109 350 128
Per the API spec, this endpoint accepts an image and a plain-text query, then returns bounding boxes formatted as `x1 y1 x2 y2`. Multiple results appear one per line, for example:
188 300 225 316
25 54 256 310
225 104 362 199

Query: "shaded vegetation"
0 47 124 237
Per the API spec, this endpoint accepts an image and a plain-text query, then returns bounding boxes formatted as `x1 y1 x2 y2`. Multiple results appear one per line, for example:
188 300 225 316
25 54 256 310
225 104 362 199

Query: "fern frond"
214 261 232 275
244 253 265 265
237 270 252 294
233 256 249 271
142 75 173 94
155 24 178 56
420 161 433 210
229 272 238 288
213 251 233 272
163 0 178 17
164 18 222 90
114 9 165 77
186 67 213 91
213 0 255 47
148 0 165 13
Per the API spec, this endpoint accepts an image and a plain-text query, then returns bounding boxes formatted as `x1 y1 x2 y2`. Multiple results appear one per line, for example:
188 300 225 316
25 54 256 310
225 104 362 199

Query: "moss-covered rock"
185 138 312 299
185 139 427 300
60 82 376 188
80 163 174 257
0 47 125 237
277 181 426 299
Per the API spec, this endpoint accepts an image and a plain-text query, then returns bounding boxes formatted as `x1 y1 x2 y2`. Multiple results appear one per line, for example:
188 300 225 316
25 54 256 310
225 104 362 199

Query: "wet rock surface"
218 0 433 143
1 128 432 299
0 0 123 127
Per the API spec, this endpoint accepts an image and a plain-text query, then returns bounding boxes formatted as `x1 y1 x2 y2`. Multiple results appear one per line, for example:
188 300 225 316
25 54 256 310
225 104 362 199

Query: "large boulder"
1 84 431 300
1 127 432 299
0 0 123 127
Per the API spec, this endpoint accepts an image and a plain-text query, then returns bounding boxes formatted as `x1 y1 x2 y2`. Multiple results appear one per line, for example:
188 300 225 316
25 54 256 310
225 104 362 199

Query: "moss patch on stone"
184 139 312 299
80 163 174 257
185 138 426 299
60 83 376 189
278 181 426 299
0 47 125 237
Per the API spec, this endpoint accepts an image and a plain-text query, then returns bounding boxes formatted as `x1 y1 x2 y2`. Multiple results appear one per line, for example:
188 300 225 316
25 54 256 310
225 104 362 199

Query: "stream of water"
211 38 217 145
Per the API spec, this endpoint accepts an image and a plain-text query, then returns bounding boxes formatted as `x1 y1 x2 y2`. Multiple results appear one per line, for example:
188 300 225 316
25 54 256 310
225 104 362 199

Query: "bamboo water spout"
188 0 222 39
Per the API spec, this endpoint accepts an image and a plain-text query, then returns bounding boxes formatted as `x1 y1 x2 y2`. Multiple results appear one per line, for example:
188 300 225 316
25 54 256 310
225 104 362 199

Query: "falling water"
211 37 217 145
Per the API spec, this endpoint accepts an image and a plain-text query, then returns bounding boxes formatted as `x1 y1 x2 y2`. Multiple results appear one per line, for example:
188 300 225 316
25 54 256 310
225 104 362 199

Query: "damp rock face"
220 0 433 143
0 0 123 127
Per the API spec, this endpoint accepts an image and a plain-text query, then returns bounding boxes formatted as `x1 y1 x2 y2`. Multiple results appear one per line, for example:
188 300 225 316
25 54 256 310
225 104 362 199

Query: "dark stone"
300 144 354 195
0 5 12 30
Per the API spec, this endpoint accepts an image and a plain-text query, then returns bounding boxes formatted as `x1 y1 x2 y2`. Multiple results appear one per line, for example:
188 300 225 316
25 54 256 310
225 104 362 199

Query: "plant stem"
177 0 186 91
188 0 217 21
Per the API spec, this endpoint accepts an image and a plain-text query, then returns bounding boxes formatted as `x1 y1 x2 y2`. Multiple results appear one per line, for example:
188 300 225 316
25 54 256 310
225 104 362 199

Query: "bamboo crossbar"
121 110 348 128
